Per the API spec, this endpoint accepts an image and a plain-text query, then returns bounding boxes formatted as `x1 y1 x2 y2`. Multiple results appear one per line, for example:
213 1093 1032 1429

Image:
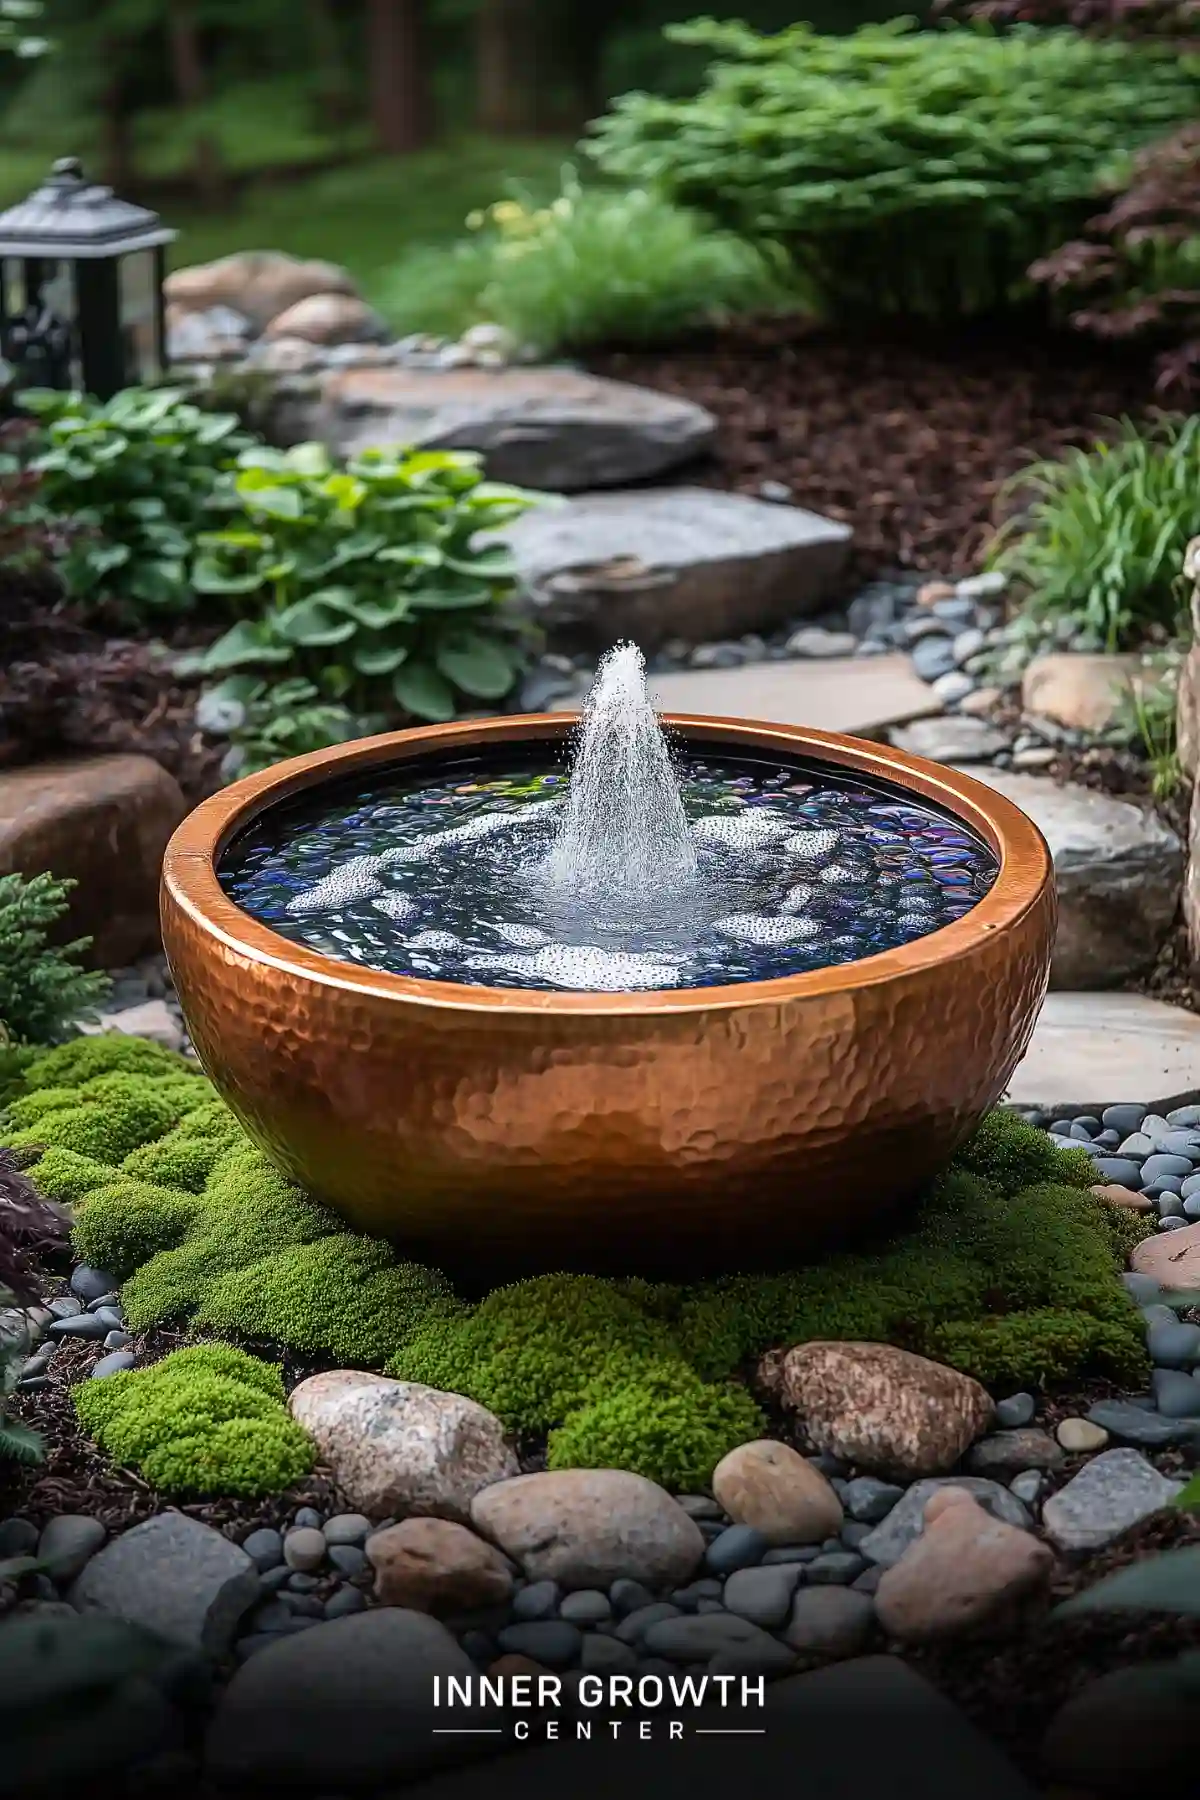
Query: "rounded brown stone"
712 1439 843 1545
368 1517 513 1613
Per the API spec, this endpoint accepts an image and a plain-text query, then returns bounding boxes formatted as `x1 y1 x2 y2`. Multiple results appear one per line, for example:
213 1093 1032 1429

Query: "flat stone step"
279 365 717 491
1008 993 1200 1109
496 487 851 655
951 763 1182 992
553 654 941 738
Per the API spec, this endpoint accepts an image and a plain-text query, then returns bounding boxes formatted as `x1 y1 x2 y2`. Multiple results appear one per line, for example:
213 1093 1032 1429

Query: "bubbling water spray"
540 642 698 909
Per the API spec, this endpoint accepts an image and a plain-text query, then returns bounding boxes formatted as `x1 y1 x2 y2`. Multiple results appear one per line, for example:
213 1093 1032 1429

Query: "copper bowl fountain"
160 712 1055 1277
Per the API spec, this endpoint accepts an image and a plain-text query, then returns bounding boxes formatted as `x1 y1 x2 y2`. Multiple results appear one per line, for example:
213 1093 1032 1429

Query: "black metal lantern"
0 157 176 401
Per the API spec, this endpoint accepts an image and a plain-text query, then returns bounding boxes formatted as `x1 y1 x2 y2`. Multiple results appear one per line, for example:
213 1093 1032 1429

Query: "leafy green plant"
986 416 1200 648
1055 1542 1200 1613
0 872 109 1046
209 677 359 780
381 166 793 354
180 441 540 724
7 387 252 620
587 17 1200 322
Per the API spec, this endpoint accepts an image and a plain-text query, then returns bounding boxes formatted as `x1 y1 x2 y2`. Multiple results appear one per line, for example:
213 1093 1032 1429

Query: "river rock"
367 1518 514 1613
1020 652 1148 734
0 756 186 967
264 292 386 345
470 1470 704 1590
859 1478 1032 1568
712 1440 844 1545
68 1512 259 1655
1130 1222 1200 1288
890 717 1009 764
283 365 718 491
493 487 851 654
782 1586 876 1660
874 1488 1055 1641
949 764 1183 988
165 250 358 332
37 1513 107 1581
288 1372 517 1523
1041 1449 1185 1553
762 1342 994 1478
966 1429 1065 1479
203 1610 487 1789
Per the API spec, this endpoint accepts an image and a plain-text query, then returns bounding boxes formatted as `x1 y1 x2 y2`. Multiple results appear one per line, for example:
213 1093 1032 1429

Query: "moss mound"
3 1035 1147 1489
73 1344 315 1497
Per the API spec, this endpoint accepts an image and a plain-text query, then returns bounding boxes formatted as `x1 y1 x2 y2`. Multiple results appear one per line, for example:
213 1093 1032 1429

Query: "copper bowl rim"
162 712 1053 1018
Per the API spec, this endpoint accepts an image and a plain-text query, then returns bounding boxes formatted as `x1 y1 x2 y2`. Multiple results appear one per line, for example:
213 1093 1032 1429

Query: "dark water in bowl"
218 750 999 993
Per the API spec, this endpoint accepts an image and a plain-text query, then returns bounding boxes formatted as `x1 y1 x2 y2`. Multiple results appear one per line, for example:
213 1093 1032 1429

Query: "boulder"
761 1342 993 1479
68 1512 259 1656
492 487 851 654
1130 1220 1200 1288
164 251 358 333
78 999 186 1053
874 1488 1054 1641
264 293 388 346
0 755 186 966
366 1518 514 1613
712 1439 844 1545
470 1470 705 1590
952 764 1183 989
280 365 717 491
288 1371 517 1522
165 301 251 363
1020 652 1149 734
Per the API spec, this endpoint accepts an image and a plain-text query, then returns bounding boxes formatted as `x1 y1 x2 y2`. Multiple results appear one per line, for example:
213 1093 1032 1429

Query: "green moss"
548 1368 764 1490
197 1234 458 1365
388 1274 677 1431
20 1035 195 1091
121 1104 243 1192
73 1344 312 1498
29 1147 142 1207
4 1072 209 1165
952 1106 1094 1191
928 1306 1148 1387
72 1180 205 1281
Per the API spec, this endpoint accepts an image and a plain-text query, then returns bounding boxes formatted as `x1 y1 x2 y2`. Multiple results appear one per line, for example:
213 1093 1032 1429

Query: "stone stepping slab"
553 654 941 739
1008 993 1200 1109
494 487 851 656
279 365 718 491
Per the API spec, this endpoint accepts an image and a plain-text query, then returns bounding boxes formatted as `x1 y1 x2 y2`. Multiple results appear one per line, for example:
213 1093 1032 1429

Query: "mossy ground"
2 1038 1147 1491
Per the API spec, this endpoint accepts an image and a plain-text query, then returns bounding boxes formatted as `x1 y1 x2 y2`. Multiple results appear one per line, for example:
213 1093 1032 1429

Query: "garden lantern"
0 157 175 400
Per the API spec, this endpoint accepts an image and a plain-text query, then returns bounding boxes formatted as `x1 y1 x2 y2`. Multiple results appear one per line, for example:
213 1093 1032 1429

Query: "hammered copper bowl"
160 713 1055 1278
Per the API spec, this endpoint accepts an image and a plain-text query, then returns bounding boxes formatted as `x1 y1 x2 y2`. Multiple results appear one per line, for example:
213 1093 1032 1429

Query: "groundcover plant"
0 1035 1146 1495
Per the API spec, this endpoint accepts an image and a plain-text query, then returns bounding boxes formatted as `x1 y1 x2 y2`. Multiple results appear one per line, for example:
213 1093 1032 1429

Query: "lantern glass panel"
120 250 161 383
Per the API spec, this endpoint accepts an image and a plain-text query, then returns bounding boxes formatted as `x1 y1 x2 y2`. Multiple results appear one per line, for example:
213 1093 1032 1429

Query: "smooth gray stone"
1151 1368 1200 1417
46 1296 83 1319
86 1292 121 1312
323 1513 372 1547
558 1589 611 1626
327 1544 367 1578
722 1563 803 1628
1147 1319 1200 1368
37 1514 106 1581
89 1350 136 1378
783 1586 875 1658
1167 1105 1200 1127
669 1578 724 1608
614 1602 681 1645
1116 1133 1154 1158
643 1613 782 1660
1142 1153 1195 1181
579 1632 638 1674
0 1517 38 1557
45 1312 111 1340
395 1656 1039 1799
842 1477 905 1523
1122 1272 1162 1303
1103 1104 1147 1135
242 1528 284 1572
994 1393 1036 1429
1091 1159 1144 1189
1042 1449 1184 1553
496 1621 581 1669
609 1578 656 1618
70 1265 119 1303
511 1579 559 1622
807 1552 867 1586
1086 1401 1200 1448
70 1510 260 1656
762 1543 822 1565
704 1524 769 1574
1181 1169 1200 1199
324 1585 367 1619
859 1479 1031 1568
103 1329 133 1349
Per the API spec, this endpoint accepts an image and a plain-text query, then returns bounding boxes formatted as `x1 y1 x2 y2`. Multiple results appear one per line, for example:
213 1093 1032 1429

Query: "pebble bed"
217 753 997 993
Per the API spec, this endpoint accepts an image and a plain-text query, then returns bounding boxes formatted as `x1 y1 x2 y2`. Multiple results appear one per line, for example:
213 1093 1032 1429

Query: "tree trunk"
475 0 537 135
307 0 355 134
167 1 225 208
98 44 135 193
367 0 431 155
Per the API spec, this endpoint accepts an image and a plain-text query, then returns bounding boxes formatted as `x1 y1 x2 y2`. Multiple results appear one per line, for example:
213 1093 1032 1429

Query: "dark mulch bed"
0 587 223 803
590 316 1159 582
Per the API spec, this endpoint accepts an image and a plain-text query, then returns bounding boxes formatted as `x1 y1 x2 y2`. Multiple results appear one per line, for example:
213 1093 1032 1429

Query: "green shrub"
0 873 109 1046
178 440 540 731
381 167 792 355
987 415 1200 648
8 387 252 621
73 1344 314 1497
587 17 1200 322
